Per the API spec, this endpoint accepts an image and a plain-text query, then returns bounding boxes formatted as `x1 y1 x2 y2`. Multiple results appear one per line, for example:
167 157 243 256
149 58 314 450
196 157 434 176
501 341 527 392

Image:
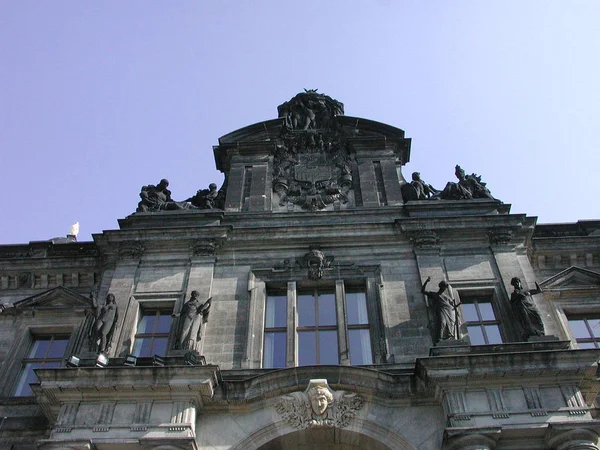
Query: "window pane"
569 320 591 339
577 342 598 349
264 332 287 368
14 362 42 397
133 337 153 357
484 325 502 344
462 304 479 322
29 339 51 358
349 329 372 365
318 330 339 365
137 313 155 334
588 319 600 338
318 292 336 326
478 302 496 321
347 291 368 325
156 314 172 333
151 337 169 356
467 326 485 345
298 294 315 326
298 331 316 365
266 295 287 328
47 339 69 358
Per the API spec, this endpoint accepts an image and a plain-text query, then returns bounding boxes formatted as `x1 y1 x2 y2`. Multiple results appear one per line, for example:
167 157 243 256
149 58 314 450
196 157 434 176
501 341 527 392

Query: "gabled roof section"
13 286 93 310
540 266 600 290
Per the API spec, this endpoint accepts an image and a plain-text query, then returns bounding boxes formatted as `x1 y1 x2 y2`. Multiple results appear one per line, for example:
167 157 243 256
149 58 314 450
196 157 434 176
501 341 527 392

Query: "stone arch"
231 417 415 450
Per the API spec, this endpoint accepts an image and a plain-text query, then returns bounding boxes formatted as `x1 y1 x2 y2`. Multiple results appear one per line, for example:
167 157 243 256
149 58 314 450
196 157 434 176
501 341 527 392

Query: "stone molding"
546 427 600 450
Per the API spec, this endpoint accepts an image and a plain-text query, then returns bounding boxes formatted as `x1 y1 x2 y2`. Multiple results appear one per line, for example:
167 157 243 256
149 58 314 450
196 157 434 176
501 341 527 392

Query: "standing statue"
421 277 460 344
175 291 211 351
510 277 545 340
89 294 119 354
136 179 195 212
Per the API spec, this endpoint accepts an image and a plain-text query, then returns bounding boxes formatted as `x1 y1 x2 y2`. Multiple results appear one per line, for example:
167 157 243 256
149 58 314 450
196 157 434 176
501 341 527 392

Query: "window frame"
455 285 512 345
12 332 72 397
259 277 380 369
131 306 174 358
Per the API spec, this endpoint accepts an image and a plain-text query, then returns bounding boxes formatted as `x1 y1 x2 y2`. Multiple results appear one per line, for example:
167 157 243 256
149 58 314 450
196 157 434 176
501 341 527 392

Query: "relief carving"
489 227 514 245
275 379 363 429
273 90 354 211
297 248 334 280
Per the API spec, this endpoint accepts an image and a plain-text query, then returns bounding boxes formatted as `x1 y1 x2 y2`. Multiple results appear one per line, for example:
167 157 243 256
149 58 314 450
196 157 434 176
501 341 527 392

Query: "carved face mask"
309 388 330 416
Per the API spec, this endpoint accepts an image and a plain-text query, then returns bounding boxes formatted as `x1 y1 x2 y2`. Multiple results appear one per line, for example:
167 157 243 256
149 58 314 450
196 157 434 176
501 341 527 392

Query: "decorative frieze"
118 243 145 260
408 230 439 248
488 227 514 245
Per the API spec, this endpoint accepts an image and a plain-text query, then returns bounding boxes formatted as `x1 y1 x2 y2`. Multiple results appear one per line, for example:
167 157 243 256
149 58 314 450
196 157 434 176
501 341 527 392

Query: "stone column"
546 428 600 450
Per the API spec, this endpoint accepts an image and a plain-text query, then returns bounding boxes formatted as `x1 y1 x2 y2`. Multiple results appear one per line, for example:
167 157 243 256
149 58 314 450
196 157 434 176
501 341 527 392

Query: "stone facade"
1 92 600 449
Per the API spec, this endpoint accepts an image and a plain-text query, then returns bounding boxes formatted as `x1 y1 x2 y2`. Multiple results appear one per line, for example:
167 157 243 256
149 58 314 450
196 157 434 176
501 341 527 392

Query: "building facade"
1 91 600 450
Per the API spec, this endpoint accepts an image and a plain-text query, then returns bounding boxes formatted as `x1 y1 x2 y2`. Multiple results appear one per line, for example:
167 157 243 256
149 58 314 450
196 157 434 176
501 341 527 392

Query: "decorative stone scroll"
275 379 363 429
488 227 514 245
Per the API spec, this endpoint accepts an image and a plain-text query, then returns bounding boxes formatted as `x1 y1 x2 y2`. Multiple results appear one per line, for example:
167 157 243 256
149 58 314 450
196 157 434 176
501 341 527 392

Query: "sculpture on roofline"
277 89 344 131
401 172 439 202
186 183 225 210
437 165 495 200
510 277 545 341
136 179 195 212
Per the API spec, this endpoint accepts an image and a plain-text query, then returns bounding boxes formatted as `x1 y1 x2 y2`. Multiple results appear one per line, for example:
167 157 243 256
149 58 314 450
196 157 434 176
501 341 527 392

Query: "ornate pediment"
13 286 93 310
540 266 600 290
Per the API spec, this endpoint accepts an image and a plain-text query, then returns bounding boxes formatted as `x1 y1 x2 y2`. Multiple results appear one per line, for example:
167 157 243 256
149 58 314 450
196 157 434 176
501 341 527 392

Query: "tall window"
567 316 600 348
132 308 172 357
263 284 373 368
462 298 502 345
13 334 70 397
297 289 339 365
264 293 287 368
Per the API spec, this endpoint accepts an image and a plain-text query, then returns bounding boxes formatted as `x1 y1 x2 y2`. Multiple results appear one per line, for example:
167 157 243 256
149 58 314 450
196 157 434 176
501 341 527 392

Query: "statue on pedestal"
421 277 460 344
510 277 545 340
89 293 119 354
175 291 211 351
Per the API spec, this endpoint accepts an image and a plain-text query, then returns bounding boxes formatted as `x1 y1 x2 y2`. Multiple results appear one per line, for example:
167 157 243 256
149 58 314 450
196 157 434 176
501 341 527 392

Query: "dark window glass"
298 331 317 365
264 293 288 369
349 329 373 365
264 332 287 368
14 334 70 397
347 291 369 325
463 298 502 345
297 293 315 326
318 293 336 326
133 308 172 357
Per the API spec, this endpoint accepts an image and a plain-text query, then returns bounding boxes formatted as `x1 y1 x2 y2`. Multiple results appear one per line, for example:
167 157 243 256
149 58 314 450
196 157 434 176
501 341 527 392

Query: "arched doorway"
255 428 392 450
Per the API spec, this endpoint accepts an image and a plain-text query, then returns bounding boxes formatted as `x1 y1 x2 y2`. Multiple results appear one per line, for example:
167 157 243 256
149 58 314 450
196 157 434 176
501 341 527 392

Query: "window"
263 283 373 368
462 298 502 345
13 334 70 397
567 316 600 349
132 308 172 357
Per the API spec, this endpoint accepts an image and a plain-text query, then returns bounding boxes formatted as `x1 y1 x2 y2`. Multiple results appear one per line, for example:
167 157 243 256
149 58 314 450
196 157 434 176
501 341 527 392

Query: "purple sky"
2 1 599 244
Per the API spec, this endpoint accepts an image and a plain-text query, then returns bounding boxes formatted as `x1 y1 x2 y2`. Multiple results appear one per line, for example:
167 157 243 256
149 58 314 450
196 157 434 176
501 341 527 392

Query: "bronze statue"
421 277 460 344
90 293 119 354
136 179 195 212
186 183 224 210
175 291 211 351
510 277 545 340
438 165 494 200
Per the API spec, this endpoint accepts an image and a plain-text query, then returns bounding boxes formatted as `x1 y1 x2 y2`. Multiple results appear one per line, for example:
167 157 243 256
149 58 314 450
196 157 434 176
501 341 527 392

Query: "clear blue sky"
1 1 599 244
